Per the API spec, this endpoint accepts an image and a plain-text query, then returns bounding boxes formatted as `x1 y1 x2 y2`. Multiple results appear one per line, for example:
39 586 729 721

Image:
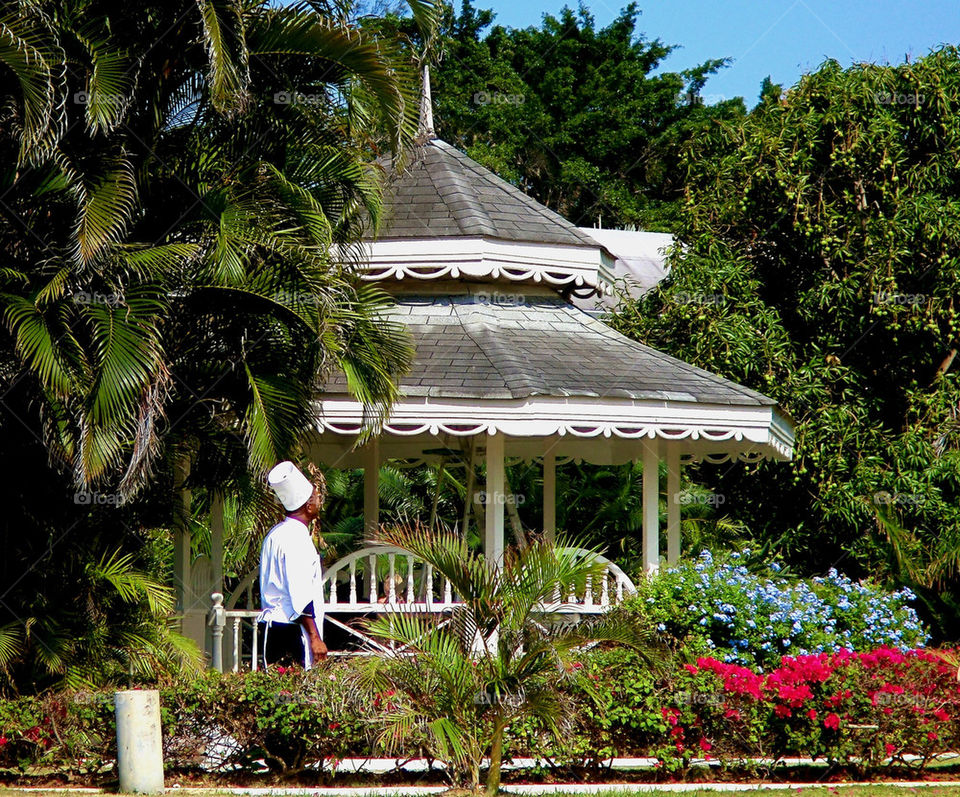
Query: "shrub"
631 550 927 669
1 646 958 780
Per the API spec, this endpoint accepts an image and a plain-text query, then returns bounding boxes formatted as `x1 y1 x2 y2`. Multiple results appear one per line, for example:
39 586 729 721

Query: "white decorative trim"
350 237 615 296
315 395 795 462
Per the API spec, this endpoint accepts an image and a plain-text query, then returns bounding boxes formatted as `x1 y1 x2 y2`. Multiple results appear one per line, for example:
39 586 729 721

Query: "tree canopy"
610 48 960 636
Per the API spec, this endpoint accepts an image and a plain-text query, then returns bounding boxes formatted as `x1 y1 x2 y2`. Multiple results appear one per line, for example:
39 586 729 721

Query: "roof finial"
419 62 435 140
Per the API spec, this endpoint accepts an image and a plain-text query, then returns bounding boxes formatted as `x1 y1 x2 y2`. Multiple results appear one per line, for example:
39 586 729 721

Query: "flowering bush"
1 647 957 780
649 647 960 772
629 550 927 669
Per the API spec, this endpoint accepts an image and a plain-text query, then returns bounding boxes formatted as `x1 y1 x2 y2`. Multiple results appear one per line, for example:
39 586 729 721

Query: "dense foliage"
632 551 927 670
0 0 419 690
374 0 745 230
2 648 958 779
610 48 960 637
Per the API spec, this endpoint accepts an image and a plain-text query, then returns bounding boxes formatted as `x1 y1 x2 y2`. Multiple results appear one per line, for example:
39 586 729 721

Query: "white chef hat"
267 461 314 512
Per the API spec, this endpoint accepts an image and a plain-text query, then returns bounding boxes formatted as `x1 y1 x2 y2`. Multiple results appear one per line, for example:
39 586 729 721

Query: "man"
258 460 328 669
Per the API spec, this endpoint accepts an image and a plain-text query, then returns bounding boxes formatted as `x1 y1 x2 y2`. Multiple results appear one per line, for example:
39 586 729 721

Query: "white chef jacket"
258 516 324 635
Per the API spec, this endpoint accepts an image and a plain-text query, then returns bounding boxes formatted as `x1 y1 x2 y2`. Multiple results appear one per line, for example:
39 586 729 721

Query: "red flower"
807 709 817 721
932 708 950 722
668 714 679 727
328 722 341 730
724 708 741 721
928 731 938 742
885 743 896 755
275 666 287 674
699 738 712 752
684 664 699 675
0 736 7 747
824 713 840 730
774 705 792 718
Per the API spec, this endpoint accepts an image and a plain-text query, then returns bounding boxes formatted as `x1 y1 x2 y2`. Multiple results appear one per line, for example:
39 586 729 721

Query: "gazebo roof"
354 139 615 296
314 286 794 466
377 139 600 249
326 291 769 406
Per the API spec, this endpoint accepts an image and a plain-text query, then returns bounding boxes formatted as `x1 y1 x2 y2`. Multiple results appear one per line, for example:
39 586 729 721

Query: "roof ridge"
452 299 549 397
429 140 600 248
428 142 497 237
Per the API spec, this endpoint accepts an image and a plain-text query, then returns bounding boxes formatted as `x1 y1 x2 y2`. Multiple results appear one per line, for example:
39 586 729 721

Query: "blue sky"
473 0 958 106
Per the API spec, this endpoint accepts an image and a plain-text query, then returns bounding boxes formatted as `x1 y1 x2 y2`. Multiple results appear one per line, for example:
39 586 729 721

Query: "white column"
543 451 556 543
642 439 660 575
210 491 225 596
484 432 505 568
363 438 380 539
666 447 681 565
172 456 191 614
115 690 164 794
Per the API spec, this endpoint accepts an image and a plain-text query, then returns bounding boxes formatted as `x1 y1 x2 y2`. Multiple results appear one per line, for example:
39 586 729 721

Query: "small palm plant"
356 525 660 794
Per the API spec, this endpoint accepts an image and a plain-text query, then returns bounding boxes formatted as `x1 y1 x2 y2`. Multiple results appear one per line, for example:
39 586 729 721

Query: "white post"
363 438 380 539
172 456 191 615
484 432 505 568
642 439 660 575
210 492 225 598
543 451 556 544
207 592 225 673
667 447 681 565
115 690 165 794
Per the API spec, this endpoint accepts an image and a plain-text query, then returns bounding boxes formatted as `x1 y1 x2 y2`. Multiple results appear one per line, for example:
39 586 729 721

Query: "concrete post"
115 689 164 794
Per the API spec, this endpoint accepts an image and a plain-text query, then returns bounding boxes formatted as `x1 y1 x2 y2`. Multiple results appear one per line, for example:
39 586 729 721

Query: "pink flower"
928 731 938 742
699 738 712 752
275 665 287 674
724 708 741 721
824 713 840 730
0 736 7 747
807 709 817 721
684 664 699 675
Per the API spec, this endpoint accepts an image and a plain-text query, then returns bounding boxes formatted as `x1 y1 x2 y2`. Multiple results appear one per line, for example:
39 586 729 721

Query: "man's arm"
297 614 327 663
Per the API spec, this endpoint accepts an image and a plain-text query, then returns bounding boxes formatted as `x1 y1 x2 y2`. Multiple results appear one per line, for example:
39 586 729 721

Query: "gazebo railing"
209 545 636 670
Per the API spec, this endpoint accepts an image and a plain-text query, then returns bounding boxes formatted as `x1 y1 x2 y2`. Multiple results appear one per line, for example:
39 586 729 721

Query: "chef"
259 460 328 669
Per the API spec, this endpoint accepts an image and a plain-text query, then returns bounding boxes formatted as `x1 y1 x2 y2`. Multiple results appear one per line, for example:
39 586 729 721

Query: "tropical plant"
355 525 660 794
609 48 960 638
0 0 427 690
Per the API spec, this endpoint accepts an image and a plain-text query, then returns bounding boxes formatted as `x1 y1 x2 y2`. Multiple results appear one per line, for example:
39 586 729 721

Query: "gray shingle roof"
323 293 775 406
374 139 601 249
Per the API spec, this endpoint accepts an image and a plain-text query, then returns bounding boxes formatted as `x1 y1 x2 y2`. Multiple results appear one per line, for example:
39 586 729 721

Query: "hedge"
1 646 958 779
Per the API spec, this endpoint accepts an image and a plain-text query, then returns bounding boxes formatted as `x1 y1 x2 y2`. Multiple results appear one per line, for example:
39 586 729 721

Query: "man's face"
303 487 321 522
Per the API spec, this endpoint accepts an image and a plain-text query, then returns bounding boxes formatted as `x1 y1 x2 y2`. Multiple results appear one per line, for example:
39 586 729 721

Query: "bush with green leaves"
630 550 927 669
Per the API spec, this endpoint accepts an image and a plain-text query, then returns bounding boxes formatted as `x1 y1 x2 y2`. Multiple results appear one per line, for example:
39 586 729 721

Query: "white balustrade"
212 545 637 668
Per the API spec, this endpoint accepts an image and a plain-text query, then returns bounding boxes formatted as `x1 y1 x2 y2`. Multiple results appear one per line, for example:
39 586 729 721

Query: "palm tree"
0 0 430 689
357 525 662 794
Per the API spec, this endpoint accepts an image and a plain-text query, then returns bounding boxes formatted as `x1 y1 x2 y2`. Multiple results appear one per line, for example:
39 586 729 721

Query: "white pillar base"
115 690 165 794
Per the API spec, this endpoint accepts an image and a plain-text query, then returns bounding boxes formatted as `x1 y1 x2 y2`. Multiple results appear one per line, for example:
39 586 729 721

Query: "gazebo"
192 96 793 667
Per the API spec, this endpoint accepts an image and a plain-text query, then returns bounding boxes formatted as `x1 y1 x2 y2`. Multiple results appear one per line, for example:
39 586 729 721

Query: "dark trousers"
259 621 305 669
